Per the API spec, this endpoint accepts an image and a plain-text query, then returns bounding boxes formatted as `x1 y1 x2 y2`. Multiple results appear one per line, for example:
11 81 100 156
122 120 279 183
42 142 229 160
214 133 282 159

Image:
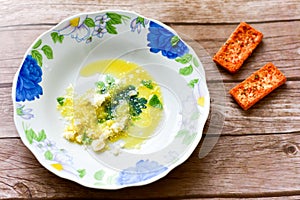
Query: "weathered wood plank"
2 80 300 137
0 86 15 137
1 0 300 26
0 133 300 198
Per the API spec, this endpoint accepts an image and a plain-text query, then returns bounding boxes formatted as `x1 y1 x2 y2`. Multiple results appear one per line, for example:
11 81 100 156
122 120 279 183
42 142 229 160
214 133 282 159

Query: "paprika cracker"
213 22 263 73
229 63 286 110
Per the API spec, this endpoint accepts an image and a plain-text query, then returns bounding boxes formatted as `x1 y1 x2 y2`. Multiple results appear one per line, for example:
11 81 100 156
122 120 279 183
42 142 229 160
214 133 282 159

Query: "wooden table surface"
1 0 300 199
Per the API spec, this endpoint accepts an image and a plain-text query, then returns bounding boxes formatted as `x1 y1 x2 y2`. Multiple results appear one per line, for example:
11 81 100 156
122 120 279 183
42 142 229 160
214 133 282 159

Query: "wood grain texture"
0 134 300 199
1 0 300 26
1 0 300 198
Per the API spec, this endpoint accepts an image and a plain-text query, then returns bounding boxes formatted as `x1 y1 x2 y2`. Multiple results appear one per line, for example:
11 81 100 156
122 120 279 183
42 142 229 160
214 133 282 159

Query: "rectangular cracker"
229 63 286 110
213 22 263 73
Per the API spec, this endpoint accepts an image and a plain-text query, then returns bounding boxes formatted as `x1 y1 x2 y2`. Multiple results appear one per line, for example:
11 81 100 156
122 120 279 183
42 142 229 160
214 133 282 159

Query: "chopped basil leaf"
141 80 154 89
82 132 92 145
95 81 106 94
105 75 115 86
56 97 65 106
110 85 147 117
149 94 163 109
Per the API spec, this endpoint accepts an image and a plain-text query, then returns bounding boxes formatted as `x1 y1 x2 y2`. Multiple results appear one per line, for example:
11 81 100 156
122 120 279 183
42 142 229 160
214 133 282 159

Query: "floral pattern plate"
12 10 210 189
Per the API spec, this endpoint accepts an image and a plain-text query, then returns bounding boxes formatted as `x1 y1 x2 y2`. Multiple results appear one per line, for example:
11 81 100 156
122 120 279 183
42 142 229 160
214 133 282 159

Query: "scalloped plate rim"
12 9 210 189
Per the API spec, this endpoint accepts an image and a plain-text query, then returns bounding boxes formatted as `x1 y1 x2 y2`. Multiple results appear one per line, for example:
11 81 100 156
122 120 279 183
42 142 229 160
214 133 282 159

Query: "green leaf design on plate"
171 35 179 47
106 12 122 25
193 56 200 67
77 169 86 178
179 65 193 76
44 150 53 160
51 32 59 43
51 32 64 44
31 50 43 67
32 39 42 49
36 129 46 142
106 174 118 185
24 127 46 144
25 128 36 144
41 45 53 59
58 35 64 43
175 130 196 145
190 111 200 120
136 16 145 27
94 182 106 186
105 12 130 34
175 53 192 64
16 105 24 116
94 170 105 181
175 129 189 138
106 23 117 34
183 132 196 145
84 17 95 27
188 79 199 88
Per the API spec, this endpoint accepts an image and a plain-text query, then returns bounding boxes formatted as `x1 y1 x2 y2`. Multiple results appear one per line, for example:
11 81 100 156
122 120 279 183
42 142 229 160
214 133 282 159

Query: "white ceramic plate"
12 10 210 189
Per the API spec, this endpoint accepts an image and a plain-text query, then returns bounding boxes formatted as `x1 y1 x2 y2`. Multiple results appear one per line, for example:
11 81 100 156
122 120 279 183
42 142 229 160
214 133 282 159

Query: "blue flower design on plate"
147 21 189 59
16 55 43 102
56 15 91 43
91 14 110 39
130 17 149 33
117 160 167 185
